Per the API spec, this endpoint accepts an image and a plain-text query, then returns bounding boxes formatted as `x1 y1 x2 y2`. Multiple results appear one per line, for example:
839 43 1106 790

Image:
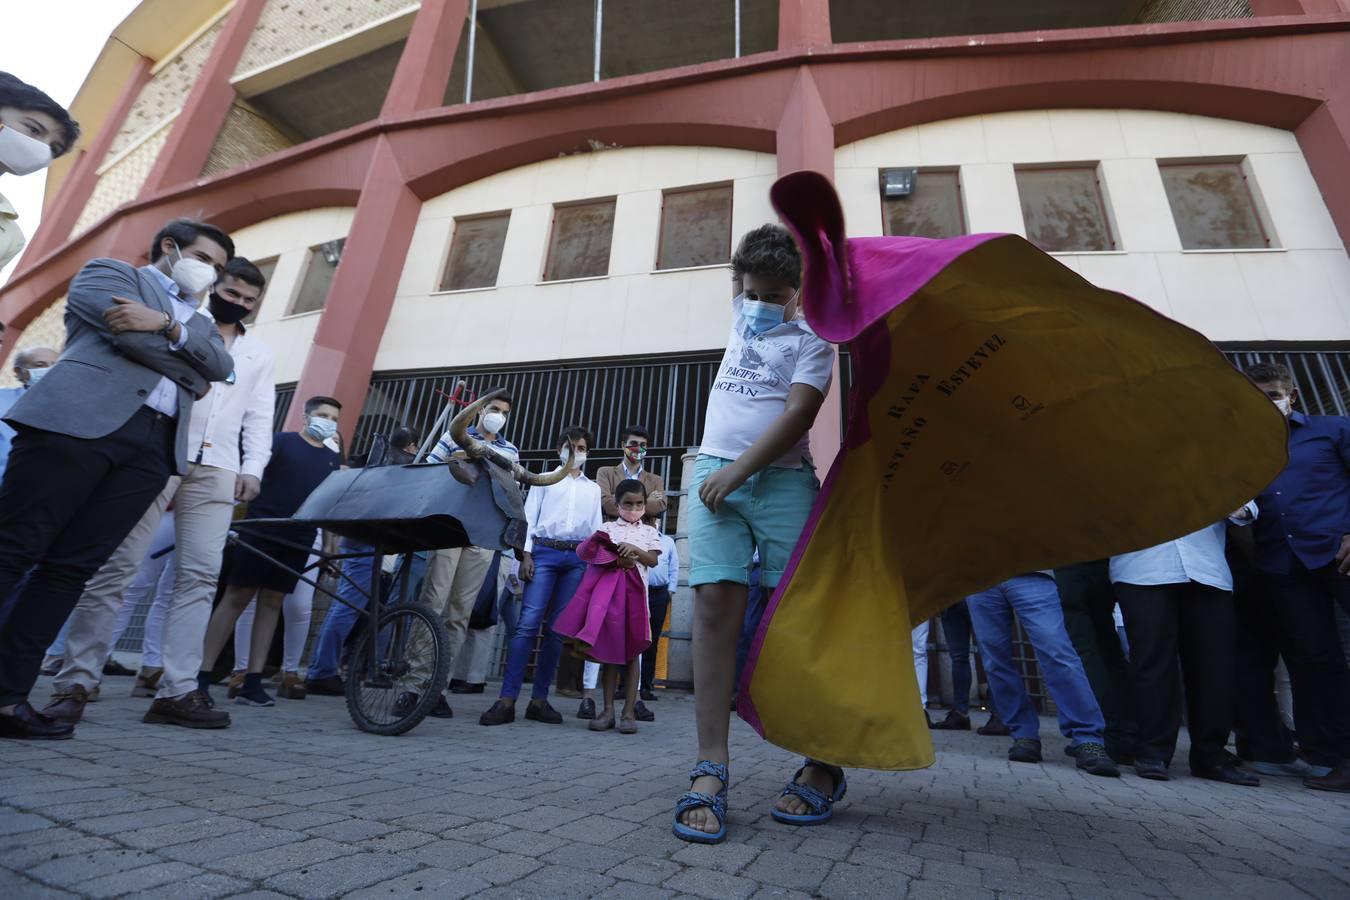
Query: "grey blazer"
4 258 234 474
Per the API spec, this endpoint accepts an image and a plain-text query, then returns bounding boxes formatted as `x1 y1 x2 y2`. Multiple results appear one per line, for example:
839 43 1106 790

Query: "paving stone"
72 861 204 899
79 804 213 836
818 862 910 899
205 837 351 878
307 818 396 842
742 848 833 892
397 837 499 869
460 850 544 885
548 814 641 845
340 866 491 899
0 830 118 871
121 872 251 900
908 879 995 900
605 856 685 886
593 882 676 900
671 840 761 874
159 827 307 864
119 815 255 850
496 863 616 897
0 867 80 900
663 867 762 900
25 849 165 888
0 812 56 836
262 852 419 899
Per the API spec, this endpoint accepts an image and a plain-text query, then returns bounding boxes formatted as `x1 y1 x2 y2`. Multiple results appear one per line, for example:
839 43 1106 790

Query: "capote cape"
553 530 652 666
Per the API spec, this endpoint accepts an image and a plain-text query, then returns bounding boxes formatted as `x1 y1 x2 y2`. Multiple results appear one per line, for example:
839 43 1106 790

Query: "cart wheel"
345 602 450 736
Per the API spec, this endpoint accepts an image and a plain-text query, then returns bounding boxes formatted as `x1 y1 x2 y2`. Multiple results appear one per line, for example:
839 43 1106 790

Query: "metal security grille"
1221 347 1350 416
273 384 296 431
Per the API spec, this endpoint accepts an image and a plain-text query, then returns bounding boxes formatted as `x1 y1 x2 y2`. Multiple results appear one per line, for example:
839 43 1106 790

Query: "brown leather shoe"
41 684 91 724
1305 761 1350 793
143 691 231 729
131 668 163 698
0 701 74 740
225 671 246 699
277 672 307 700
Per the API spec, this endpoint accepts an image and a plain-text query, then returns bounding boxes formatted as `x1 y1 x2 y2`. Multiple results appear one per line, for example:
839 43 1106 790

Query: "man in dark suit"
0 218 235 740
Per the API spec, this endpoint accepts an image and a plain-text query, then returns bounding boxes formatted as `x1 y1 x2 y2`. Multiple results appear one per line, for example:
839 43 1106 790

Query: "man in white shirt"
481 426 601 726
1109 502 1261 786
43 258 274 730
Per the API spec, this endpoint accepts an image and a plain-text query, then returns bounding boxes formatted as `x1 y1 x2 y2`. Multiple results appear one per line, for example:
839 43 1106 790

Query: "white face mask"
481 411 507 435
169 242 217 297
0 124 53 176
1274 397 1292 416
23 365 50 386
306 416 338 441
559 448 587 470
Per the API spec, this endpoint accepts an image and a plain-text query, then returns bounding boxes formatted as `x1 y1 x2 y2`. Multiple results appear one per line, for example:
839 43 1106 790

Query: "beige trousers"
52 464 236 699
419 546 493 686
452 555 516 684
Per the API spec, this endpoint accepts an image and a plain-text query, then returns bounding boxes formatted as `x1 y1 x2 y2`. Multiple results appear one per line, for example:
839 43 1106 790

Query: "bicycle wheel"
345 602 450 736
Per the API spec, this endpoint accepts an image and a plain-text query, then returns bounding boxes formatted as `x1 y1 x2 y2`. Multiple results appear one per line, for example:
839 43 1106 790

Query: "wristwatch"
158 311 175 337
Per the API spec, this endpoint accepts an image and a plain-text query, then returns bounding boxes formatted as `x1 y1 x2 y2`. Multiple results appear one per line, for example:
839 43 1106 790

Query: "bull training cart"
224 391 568 736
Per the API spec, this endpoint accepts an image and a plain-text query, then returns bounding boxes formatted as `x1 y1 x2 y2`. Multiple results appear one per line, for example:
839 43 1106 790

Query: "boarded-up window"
1015 167 1115 252
881 169 965 239
657 184 733 270
1158 161 1271 250
544 199 616 281
289 238 345 315
243 257 277 325
441 213 511 291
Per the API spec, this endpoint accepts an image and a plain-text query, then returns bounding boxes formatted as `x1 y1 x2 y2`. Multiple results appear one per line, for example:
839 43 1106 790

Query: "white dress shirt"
185 324 275 478
522 472 603 553
142 265 205 417
1109 501 1259 592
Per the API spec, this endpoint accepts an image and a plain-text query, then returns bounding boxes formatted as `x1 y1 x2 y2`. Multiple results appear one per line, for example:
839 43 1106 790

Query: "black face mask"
208 292 249 325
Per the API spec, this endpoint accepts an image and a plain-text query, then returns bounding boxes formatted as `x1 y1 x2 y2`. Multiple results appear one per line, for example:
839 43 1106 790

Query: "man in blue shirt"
1110 503 1260 785
1247 362 1350 793
0 346 57 479
640 528 680 702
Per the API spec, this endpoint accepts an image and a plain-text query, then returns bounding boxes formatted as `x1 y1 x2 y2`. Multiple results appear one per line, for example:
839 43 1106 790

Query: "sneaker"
577 698 597 720
931 709 972 731
277 672 307 700
1073 742 1121 777
304 675 345 696
131 668 163 698
978 711 1012 736
479 699 516 726
144 691 231 729
102 659 136 677
524 699 563 724
1135 759 1171 781
1249 758 1332 778
1008 738 1043 763
225 671 246 699
40 685 91 725
429 696 454 718
235 676 275 707
633 701 655 723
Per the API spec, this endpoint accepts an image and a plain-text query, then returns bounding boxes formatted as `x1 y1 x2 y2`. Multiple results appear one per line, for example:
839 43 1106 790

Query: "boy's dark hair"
559 426 594 450
390 425 420 449
1245 362 1294 391
485 387 513 409
223 257 265 290
0 72 80 156
149 218 236 263
731 224 802 290
621 426 649 444
304 395 342 414
615 478 648 504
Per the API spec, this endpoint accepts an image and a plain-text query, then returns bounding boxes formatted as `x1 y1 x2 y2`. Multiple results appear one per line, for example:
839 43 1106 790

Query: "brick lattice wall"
108 19 227 159
201 104 297 176
73 122 175 236
0 296 68 388
235 0 420 75
1134 0 1253 21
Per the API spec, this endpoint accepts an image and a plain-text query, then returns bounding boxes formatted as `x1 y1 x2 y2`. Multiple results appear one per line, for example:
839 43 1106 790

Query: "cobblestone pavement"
2 676 1348 899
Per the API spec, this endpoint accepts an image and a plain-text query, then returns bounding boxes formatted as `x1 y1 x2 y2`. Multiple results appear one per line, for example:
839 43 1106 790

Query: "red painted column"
381 0 471 118
776 65 843 471
282 137 420 434
139 0 269 196
19 57 153 265
1297 88 1350 252
778 0 832 49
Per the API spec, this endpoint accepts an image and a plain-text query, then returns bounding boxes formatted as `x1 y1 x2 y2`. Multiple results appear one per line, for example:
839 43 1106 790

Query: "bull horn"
447 388 497 460
518 443 574 487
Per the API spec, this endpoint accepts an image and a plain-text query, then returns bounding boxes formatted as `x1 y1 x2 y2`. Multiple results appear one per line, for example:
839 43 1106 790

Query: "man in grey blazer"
0 217 235 740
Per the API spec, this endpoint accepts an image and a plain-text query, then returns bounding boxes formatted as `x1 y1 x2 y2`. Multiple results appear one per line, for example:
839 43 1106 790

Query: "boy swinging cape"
736 171 1288 770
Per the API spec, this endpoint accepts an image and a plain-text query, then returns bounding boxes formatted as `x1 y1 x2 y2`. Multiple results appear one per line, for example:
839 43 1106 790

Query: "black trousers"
640 585 672 692
1114 580 1235 770
0 410 175 705
1055 562 1138 760
1266 561 1350 765
1231 571 1297 763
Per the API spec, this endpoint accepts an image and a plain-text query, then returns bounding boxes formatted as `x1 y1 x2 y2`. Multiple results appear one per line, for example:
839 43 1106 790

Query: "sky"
1 1 142 285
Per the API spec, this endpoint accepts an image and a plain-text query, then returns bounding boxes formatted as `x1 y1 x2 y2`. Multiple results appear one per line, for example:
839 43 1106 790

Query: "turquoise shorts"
687 454 820 589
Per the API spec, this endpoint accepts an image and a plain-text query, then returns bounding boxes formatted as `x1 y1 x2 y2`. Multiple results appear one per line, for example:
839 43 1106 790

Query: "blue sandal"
771 759 846 826
673 760 729 844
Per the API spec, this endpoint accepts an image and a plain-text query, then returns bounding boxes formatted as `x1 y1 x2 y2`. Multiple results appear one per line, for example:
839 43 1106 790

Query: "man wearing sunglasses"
598 427 667 525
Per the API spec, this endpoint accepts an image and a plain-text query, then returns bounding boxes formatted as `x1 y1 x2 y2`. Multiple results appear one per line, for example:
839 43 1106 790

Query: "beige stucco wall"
835 109 1350 343
379 146 778 372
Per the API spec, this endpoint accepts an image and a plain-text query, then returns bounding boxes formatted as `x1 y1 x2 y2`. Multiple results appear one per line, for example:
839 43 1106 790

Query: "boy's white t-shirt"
700 295 836 469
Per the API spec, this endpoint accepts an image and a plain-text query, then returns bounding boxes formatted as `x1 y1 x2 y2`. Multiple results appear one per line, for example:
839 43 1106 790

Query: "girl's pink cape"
553 531 651 666
737 171 1287 771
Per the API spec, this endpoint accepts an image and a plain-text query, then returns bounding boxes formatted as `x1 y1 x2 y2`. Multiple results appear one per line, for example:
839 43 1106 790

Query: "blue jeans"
500 544 586 701
940 599 974 715
306 542 377 681
967 573 1106 745
733 563 766 689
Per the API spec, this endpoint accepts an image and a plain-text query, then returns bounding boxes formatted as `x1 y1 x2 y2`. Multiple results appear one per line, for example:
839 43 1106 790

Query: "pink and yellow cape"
736 171 1287 771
